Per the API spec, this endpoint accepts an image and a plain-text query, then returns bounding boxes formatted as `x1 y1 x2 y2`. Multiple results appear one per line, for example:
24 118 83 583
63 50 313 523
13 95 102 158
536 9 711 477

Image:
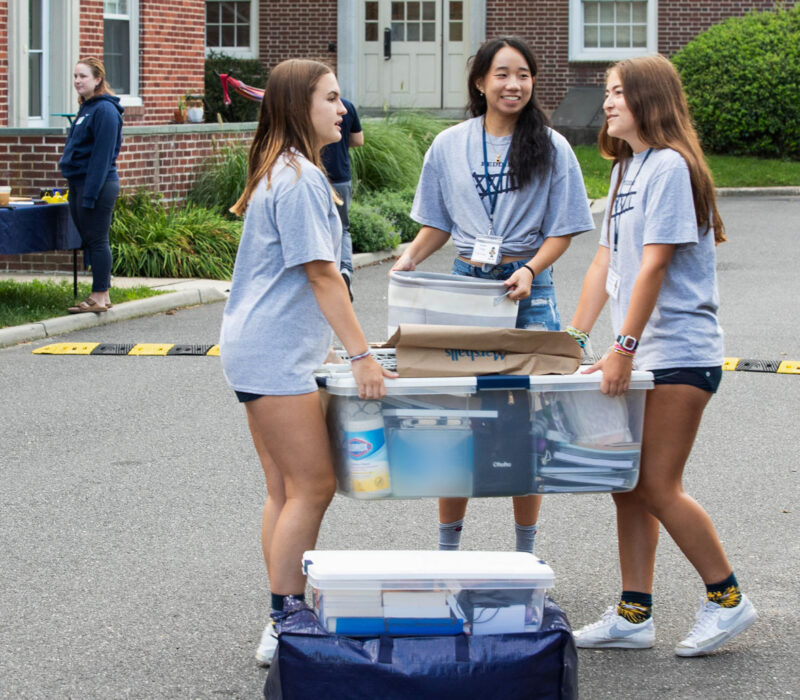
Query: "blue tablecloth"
0 203 81 255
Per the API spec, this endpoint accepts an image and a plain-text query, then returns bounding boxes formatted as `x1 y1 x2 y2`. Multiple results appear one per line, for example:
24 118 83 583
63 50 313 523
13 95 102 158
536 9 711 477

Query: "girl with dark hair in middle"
392 37 594 555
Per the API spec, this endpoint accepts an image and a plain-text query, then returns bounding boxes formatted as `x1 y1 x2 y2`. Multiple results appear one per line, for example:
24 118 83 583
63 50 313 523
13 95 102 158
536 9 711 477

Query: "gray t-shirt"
220 153 341 395
600 147 723 370
411 116 594 257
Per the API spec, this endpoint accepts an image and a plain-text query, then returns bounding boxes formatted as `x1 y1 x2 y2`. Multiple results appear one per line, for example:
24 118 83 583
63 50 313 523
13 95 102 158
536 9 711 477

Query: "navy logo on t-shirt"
472 170 518 200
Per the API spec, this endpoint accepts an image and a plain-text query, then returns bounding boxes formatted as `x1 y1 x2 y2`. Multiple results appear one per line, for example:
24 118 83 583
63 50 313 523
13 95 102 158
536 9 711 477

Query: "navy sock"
617 590 653 623
271 592 306 612
706 572 741 608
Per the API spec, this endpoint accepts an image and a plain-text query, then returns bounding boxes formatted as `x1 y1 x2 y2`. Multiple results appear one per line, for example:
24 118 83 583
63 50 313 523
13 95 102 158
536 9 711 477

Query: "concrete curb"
716 186 800 197
0 287 227 349
352 241 411 268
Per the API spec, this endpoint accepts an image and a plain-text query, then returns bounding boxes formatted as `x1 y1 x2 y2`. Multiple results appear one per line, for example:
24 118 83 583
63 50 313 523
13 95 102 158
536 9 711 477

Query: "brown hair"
599 54 726 243
76 56 115 105
231 59 334 216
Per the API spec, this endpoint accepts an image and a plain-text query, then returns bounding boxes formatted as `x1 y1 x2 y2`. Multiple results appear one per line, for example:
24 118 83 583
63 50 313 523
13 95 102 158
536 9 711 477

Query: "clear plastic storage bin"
318 366 653 498
303 550 555 635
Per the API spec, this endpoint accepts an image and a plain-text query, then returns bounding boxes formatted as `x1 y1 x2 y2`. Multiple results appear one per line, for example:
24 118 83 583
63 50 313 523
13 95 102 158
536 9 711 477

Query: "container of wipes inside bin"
317 361 653 498
303 549 555 635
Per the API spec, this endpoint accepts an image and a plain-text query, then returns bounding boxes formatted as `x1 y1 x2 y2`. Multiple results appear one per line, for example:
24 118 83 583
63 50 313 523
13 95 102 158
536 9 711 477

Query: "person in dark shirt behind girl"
59 56 123 314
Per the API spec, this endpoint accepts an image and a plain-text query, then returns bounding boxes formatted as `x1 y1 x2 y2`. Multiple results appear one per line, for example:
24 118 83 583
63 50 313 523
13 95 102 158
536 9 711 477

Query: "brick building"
0 0 780 273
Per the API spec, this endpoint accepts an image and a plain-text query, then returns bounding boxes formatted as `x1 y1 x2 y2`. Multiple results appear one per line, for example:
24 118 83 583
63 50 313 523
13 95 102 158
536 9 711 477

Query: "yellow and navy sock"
617 591 653 624
706 572 742 608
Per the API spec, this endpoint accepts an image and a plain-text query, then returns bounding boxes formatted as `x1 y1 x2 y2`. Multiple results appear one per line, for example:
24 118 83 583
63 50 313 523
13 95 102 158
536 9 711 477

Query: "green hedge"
348 200 400 253
359 188 418 242
204 51 269 123
672 6 800 159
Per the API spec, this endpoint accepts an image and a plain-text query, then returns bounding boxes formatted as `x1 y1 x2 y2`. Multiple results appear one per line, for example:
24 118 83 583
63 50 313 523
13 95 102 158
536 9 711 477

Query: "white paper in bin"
387 270 518 338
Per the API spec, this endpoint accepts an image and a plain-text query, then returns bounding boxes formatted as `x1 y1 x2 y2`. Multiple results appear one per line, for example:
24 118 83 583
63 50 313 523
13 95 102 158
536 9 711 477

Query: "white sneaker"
573 606 655 649
255 620 278 666
675 594 757 657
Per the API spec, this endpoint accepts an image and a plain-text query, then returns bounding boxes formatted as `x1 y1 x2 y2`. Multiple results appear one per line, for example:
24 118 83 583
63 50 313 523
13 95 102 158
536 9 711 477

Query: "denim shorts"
651 366 723 394
451 258 561 331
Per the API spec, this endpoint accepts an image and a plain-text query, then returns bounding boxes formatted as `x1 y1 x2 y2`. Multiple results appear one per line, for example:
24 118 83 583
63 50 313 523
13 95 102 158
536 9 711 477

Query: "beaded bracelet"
565 325 590 349
613 342 635 358
348 349 371 362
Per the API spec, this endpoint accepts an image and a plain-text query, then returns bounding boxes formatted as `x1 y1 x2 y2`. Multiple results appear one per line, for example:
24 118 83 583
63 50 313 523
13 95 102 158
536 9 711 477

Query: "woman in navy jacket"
59 56 123 314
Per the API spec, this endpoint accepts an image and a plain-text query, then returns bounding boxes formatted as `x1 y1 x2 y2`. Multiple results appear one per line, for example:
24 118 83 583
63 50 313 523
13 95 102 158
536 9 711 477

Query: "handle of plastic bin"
476 375 531 391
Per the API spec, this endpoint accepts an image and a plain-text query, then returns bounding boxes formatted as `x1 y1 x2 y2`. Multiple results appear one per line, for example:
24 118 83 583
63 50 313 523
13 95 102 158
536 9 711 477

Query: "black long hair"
467 37 554 187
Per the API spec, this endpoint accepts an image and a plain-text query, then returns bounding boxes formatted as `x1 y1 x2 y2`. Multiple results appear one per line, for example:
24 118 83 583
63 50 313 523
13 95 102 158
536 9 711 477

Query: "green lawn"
0 279 165 329
573 145 800 198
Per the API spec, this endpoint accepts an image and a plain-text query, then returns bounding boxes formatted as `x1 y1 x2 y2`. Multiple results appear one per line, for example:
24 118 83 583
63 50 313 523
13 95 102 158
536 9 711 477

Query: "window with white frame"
569 0 657 62
103 0 140 101
28 0 46 120
205 1 257 57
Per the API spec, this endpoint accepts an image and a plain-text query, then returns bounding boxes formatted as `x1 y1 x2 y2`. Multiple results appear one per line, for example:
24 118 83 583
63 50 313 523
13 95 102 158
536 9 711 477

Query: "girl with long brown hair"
569 54 756 656
219 59 394 666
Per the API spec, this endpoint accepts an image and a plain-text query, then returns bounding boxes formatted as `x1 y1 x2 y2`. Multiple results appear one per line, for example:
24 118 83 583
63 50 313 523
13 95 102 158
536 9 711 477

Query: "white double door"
359 0 470 109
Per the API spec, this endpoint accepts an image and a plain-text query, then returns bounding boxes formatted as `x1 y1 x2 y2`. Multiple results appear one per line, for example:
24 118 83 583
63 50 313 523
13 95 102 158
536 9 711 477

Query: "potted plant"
185 94 205 123
173 96 186 123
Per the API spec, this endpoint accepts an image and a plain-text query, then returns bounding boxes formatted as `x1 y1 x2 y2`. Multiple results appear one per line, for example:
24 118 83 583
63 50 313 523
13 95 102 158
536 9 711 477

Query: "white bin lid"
317 370 654 396
303 550 555 589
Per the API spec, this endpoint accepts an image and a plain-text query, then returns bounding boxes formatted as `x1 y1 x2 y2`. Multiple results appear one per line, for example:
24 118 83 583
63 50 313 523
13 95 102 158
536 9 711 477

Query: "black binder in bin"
472 376 535 496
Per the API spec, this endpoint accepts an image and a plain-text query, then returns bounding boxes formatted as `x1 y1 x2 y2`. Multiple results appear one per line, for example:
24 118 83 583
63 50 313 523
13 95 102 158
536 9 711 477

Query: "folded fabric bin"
387 271 518 337
264 596 577 700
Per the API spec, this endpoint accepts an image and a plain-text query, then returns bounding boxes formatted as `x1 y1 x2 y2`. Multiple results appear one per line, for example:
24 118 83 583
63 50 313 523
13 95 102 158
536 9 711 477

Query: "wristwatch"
615 334 639 352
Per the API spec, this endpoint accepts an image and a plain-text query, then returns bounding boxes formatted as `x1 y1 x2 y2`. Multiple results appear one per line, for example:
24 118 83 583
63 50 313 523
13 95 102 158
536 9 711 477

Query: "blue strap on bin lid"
476 375 531 391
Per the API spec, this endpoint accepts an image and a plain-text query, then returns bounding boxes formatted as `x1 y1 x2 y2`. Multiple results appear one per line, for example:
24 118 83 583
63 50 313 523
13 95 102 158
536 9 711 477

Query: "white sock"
438 519 464 551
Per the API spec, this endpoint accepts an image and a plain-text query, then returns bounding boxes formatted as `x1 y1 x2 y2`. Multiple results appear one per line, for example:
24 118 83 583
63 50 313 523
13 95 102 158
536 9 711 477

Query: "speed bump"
32 342 99 355
722 357 740 372
128 343 175 356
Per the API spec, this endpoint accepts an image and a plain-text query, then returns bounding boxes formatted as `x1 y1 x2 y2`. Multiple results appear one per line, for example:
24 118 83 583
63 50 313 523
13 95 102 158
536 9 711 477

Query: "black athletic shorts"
651 366 722 394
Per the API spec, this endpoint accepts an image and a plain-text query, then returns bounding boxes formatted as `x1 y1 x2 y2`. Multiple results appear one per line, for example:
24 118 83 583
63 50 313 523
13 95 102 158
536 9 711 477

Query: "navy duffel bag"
264 597 577 699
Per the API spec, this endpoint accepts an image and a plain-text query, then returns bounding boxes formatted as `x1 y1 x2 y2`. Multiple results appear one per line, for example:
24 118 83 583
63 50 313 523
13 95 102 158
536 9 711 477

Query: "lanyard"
611 148 652 255
482 126 511 236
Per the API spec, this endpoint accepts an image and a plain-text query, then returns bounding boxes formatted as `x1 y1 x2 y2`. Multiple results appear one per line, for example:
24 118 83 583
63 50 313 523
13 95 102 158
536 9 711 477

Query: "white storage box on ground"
318 366 653 498
304 550 555 636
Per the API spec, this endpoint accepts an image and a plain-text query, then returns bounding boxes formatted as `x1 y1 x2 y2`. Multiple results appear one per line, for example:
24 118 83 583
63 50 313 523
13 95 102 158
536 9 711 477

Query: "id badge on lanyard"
471 127 509 267
471 231 503 265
